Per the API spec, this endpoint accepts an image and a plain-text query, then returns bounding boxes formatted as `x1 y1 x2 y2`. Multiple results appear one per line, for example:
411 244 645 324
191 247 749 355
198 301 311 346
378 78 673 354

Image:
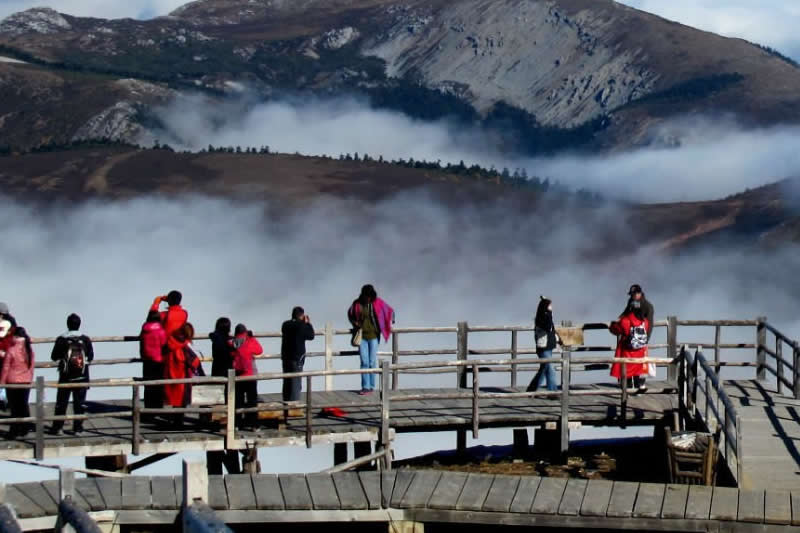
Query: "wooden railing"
758 320 800 398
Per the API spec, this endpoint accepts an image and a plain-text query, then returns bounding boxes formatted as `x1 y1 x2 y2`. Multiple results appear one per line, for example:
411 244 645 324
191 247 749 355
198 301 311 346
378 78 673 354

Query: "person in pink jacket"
0 327 34 438
232 324 263 430
140 310 167 420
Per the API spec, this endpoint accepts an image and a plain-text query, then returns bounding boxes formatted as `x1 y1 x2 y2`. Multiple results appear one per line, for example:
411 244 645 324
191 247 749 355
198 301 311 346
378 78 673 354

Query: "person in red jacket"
232 324 263 430
610 300 650 393
164 323 199 427
0 327 34 438
150 290 188 337
140 310 167 421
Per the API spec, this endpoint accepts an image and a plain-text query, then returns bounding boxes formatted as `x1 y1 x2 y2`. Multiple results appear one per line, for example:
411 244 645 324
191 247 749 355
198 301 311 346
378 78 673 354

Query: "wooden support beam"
306 375 313 449
34 376 45 461
324 323 334 392
182 459 208 507
225 369 236 449
380 360 392 471
131 385 140 456
472 363 480 439
560 348 571 454
127 453 176 473
391 332 399 390
667 317 678 382
510 330 518 388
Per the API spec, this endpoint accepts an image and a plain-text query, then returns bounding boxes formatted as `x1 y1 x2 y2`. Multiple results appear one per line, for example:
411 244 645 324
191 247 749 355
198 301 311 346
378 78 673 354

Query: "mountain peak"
0 7 72 35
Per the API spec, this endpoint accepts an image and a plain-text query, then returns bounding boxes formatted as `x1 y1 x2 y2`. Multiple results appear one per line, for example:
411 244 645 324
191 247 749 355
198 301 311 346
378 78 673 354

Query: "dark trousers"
206 451 241 475
142 360 164 419
7 388 31 437
626 376 647 389
281 358 303 403
53 385 87 432
235 380 258 428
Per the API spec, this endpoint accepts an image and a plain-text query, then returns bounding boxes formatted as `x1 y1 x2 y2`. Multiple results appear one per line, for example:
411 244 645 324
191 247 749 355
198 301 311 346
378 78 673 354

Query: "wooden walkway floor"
725 380 800 491
6 470 800 531
0 383 678 460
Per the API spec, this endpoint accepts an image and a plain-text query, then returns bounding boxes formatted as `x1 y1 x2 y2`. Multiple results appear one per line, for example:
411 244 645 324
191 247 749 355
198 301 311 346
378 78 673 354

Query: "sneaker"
357 389 370 396
49 428 63 436
636 385 648 395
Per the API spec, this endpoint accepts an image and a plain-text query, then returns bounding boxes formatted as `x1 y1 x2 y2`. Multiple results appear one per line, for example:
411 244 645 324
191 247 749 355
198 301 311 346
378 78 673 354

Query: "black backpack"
62 337 86 380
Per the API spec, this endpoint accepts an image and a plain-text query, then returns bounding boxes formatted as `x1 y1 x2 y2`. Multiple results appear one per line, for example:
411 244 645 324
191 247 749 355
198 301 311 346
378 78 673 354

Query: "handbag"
534 327 548 349
350 327 363 347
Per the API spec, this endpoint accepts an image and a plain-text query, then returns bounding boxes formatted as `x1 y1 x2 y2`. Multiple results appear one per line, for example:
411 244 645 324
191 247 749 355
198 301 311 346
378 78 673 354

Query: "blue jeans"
528 349 557 392
359 338 379 390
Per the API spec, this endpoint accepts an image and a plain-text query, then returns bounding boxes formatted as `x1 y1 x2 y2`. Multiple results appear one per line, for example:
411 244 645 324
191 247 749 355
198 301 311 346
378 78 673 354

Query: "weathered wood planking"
531 477 568 515
94 477 122 510
509 476 540 513
765 490 791 526
482 475 520 513
332 472 369 510
685 485 713 520
225 474 257 510
660 484 688 519
399 470 441 509
121 476 151 510
737 489 764 524
12 482 58 516
150 476 178 511
252 474 284 510
606 482 638 518
580 479 612 517
357 471 382 510
455 474 495 511
306 474 341 510
709 486 739 522
428 471 468 510
632 483 665 519
279 474 313 510
390 470 416 508
558 479 587 516
207 475 229 510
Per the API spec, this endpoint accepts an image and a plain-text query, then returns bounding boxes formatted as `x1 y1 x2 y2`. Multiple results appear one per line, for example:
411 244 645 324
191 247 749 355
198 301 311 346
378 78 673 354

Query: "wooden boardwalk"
725 380 800 491
0 383 678 460
6 470 800 531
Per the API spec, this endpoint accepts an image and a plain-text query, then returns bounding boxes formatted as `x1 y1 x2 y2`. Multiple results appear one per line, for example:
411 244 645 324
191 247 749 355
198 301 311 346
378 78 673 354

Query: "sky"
1 0 800 61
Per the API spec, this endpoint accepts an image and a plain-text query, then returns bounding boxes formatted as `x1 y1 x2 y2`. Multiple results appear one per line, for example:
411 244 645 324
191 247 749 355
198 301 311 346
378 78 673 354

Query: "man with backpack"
50 313 94 435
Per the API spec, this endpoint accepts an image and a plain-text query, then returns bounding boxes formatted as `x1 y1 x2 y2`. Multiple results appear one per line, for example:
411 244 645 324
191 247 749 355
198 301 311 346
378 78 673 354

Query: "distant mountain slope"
1 0 800 151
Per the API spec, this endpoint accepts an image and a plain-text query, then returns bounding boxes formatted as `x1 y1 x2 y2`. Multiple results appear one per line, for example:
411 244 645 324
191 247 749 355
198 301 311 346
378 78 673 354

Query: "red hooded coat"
610 312 650 379
164 335 199 407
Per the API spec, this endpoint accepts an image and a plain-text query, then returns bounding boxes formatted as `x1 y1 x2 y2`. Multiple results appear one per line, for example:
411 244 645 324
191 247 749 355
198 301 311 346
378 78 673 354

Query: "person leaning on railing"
232 324 263 430
0 326 34 439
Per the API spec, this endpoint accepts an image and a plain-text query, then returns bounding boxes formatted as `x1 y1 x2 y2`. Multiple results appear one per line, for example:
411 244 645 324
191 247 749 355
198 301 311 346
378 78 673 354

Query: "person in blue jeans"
527 296 562 392
348 284 395 395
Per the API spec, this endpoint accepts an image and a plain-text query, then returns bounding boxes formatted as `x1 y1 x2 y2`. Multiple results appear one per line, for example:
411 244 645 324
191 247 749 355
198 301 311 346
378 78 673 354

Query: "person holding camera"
149 290 188 337
281 307 315 410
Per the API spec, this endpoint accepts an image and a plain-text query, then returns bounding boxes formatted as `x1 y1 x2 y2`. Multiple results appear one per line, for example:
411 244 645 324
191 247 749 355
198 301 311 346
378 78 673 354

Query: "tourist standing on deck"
621 284 654 339
347 284 394 395
232 324 263 429
0 302 16 411
140 310 167 420
164 322 200 427
0 327 34 438
281 307 315 406
527 297 561 392
50 314 94 435
150 290 188 336
610 300 650 393
207 317 242 474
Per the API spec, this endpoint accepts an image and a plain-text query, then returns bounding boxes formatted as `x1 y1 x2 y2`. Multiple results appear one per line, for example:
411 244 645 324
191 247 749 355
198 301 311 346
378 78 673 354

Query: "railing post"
756 317 767 382
777 339 784 396
225 369 236 449
380 360 392 470
306 375 313 449
691 351 699 420
132 384 141 456
34 376 45 461
59 468 75 501
794 344 800 400
472 363 479 439
560 348 571 454
391 332 399 391
456 322 468 452
735 414 743 486
714 325 721 377
678 347 687 425
510 330 518 388
182 459 208 506
324 322 334 391
667 316 678 382
620 361 627 429
705 374 712 430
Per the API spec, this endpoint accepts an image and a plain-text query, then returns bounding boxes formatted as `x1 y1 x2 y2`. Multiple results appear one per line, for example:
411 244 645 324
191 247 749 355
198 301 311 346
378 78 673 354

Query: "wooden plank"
428 471 468 510
41 480 63 511
332 472 369 510
399 470 441 509
632 483 665 519
531 477 567 515
765 490 791 525
685 485 712 520
307 474 341 510
606 481 639 518
660 484 688 519
455 473 495 511
357 471 381 510
150 476 178 511
737 489 764 524
74 478 108 512
791 491 800 526
580 479 612 517
13 482 58 516
381 471 396 509
225 474 257 510
94 477 122 510
509 476 540 513
390 470 416 508
279 474 313 510
252 474 284 510
558 478 588 516
208 475 229 510
121 476 151 510
482 475 520 512
5 485 47 518
709 486 738 522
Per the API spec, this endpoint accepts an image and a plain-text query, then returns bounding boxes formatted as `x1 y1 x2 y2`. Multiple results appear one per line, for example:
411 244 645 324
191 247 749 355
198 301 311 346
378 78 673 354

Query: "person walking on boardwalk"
0 327 34 438
150 290 188 337
347 284 395 395
527 297 561 393
139 310 167 421
281 307 315 412
610 299 650 393
621 284 654 339
232 324 263 430
50 313 94 435
164 322 200 427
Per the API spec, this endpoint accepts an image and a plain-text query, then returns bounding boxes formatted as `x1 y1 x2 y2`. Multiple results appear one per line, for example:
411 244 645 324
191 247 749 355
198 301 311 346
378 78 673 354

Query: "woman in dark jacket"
209 317 234 378
527 297 561 392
